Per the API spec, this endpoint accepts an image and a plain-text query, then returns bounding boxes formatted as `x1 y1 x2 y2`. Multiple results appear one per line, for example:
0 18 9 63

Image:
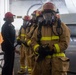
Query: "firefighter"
25 10 39 73
17 11 40 74
26 10 43 71
17 15 30 74
25 2 70 75
1 12 16 75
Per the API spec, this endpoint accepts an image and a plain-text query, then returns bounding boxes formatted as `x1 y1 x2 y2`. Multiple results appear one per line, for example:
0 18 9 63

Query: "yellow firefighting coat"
26 21 70 75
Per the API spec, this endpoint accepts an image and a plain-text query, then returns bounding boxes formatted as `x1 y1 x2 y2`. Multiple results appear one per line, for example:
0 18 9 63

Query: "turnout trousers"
31 57 69 75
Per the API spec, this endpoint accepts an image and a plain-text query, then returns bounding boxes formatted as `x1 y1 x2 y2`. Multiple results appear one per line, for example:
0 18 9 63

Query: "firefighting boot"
17 66 27 74
17 69 26 74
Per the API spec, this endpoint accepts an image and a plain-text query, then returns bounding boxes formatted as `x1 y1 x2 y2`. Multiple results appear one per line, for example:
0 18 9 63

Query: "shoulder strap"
30 25 37 38
52 19 63 36
18 26 23 37
27 24 32 33
56 19 63 36
37 25 42 45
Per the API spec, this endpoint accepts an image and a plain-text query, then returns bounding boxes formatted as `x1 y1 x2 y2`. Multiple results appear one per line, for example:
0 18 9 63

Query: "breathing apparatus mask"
41 9 57 26
23 20 29 28
36 14 44 26
37 9 63 36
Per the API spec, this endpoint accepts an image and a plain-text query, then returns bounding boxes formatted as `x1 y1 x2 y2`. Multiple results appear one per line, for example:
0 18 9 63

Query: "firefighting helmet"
42 2 56 11
32 10 41 17
23 15 30 21
4 12 15 18
31 10 37 16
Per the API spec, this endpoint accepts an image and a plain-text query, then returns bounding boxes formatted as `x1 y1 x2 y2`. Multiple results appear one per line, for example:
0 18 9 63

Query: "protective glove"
37 46 46 62
38 46 47 55
44 46 54 55
17 39 22 45
37 46 54 62
17 39 28 47
38 46 54 56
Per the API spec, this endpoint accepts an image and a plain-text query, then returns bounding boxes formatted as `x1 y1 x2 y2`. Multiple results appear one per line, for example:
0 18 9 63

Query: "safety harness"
37 18 63 44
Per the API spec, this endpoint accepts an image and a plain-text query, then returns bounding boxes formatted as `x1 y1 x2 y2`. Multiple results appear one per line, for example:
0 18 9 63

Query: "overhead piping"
27 3 42 15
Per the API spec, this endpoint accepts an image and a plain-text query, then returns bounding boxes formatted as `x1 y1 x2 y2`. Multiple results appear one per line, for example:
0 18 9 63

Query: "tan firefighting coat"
17 26 27 69
26 21 70 75
26 23 38 69
17 24 35 72
26 22 70 55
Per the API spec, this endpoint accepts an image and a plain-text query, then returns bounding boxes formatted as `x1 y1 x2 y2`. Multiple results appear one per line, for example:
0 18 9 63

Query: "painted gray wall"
60 14 76 24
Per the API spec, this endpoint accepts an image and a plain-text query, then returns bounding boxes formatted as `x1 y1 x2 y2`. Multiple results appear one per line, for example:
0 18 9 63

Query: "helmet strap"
42 9 56 14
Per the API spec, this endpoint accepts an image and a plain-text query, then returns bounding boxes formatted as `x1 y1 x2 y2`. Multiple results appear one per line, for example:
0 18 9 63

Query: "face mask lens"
43 13 52 19
23 21 29 25
26 21 29 25
42 12 56 26
38 17 44 23
43 13 52 23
